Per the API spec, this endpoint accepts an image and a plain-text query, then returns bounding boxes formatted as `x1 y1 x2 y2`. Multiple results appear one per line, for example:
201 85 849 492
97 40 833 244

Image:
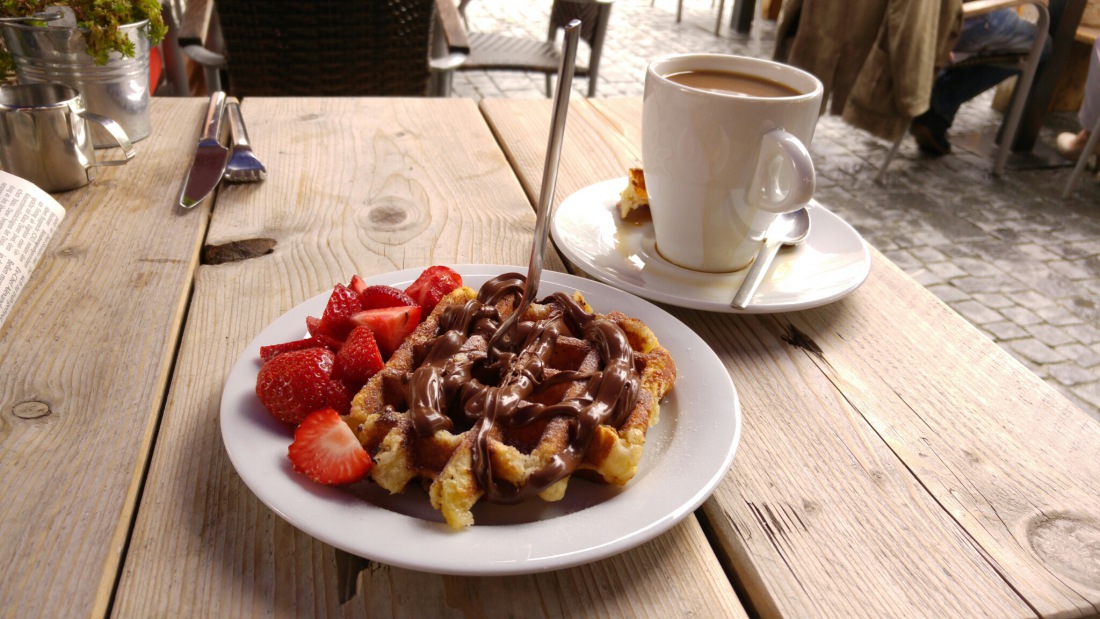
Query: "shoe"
1056 130 1090 161
910 111 951 157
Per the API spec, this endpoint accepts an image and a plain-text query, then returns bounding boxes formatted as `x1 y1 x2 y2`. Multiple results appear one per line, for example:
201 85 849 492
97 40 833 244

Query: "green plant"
0 0 167 73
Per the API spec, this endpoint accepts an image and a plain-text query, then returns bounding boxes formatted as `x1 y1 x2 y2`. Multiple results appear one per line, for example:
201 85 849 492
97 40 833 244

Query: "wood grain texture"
0 98 211 618
482 97 1100 617
112 97 744 617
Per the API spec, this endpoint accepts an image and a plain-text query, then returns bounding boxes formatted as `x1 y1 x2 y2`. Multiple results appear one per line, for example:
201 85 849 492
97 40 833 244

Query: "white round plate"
551 177 872 313
220 265 741 576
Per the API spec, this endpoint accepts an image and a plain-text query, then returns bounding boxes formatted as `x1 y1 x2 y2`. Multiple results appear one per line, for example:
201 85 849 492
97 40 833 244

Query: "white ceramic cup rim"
647 54 824 103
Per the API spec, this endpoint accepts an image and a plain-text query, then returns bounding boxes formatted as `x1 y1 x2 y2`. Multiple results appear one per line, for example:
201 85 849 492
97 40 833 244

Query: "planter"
0 19 151 147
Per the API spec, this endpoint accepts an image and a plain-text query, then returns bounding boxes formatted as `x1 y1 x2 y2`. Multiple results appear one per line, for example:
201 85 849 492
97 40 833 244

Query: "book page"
0 171 66 328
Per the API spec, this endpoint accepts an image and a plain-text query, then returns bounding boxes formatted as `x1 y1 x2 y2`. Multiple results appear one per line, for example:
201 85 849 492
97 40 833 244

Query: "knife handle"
202 91 227 142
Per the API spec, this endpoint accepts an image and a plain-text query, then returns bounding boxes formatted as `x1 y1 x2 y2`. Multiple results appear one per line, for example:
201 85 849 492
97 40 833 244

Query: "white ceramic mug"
642 54 824 273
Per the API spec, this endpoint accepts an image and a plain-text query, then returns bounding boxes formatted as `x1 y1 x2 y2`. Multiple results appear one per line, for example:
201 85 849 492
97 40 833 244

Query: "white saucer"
551 178 872 313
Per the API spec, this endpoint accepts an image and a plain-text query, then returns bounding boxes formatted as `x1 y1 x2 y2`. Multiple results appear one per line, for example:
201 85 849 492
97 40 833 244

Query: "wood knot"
202 238 277 265
1027 512 1100 589
357 195 431 245
12 401 50 419
782 324 823 355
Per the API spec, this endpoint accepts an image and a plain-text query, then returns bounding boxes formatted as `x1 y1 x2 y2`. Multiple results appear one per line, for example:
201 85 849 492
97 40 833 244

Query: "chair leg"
992 3 1049 177
715 0 725 35
677 0 683 22
1062 117 1100 198
875 126 908 185
545 74 553 98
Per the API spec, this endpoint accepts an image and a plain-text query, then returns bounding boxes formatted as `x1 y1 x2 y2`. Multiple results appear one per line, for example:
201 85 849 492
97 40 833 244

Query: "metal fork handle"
226 97 251 148
523 19 581 305
488 20 580 355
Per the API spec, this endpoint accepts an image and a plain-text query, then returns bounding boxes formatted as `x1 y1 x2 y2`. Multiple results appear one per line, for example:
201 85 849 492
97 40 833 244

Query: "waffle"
345 273 676 529
617 167 649 219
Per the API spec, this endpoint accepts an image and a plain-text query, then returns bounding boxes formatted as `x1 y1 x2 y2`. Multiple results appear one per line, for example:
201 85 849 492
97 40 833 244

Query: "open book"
0 170 66 328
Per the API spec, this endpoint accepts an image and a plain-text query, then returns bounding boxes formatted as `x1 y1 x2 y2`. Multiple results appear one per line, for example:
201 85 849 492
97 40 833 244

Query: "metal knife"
178 91 229 208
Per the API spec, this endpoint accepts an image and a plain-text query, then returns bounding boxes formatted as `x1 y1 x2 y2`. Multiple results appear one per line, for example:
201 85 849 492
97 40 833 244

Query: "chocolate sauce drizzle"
404 273 641 504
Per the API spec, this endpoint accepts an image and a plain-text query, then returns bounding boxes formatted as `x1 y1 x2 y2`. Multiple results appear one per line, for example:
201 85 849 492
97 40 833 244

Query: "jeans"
929 9 1050 126
1079 37 1100 131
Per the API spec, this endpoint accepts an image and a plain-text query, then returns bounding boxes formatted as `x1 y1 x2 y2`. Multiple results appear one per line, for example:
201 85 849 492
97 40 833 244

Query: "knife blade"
179 91 229 209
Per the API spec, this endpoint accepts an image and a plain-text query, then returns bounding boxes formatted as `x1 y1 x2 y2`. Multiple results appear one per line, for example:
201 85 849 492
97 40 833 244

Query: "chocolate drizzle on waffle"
404 273 641 504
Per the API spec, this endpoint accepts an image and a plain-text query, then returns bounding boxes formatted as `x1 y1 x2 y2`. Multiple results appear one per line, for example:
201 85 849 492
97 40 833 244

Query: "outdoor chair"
181 0 469 96
456 0 613 97
654 0 727 36
876 0 1049 182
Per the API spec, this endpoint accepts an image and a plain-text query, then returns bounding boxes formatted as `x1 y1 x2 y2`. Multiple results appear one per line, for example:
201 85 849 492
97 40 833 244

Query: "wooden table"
2 96 1098 618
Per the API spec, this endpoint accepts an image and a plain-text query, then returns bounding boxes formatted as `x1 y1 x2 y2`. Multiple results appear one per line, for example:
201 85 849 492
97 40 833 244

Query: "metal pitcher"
0 83 135 192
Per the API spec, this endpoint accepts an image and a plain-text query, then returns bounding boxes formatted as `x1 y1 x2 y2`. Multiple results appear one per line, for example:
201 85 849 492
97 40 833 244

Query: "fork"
223 97 267 182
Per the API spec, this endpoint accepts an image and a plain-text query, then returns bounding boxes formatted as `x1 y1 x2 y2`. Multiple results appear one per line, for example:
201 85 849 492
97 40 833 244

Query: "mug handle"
748 128 815 214
79 111 136 166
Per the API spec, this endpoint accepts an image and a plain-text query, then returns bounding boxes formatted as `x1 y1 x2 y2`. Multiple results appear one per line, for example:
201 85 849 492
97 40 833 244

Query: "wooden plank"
112 97 746 617
0 98 211 618
1075 24 1100 43
482 97 1100 617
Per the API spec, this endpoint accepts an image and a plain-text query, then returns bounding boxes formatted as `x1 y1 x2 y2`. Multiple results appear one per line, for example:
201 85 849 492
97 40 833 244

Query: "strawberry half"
333 325 385 383
348 274 369 297
318 283 363 340
287 408 373 485
404 266 462 317
350 305 422 358
359 284 418 310
260 337 327 363
255 348 348 425
304 316 344 350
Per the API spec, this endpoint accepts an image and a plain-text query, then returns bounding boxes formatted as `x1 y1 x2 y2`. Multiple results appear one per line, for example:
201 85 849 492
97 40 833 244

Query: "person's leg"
1078 37 1100 130
932 9 1044 126
913 9 1046 156
1058 37 1100 159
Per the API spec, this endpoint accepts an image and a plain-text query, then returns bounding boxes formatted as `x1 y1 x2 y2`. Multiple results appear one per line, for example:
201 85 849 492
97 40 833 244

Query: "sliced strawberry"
348 274 369 297
287 408 373 485
318 283 363 340
350 305 422 358
259 338 326 363
404 266 462 317
359 284 418 310
255 348 340 425
304 316 344 350
333 325 385 383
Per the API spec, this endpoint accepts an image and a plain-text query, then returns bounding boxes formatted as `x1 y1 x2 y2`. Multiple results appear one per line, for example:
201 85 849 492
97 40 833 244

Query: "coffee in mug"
642 54 823 273
664 70 801 98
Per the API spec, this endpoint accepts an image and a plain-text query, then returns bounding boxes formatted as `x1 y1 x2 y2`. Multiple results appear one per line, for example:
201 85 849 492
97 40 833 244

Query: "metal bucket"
0 20 151 147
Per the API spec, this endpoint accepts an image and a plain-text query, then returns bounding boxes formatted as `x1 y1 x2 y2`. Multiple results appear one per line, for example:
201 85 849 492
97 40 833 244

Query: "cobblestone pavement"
451 0 1100 423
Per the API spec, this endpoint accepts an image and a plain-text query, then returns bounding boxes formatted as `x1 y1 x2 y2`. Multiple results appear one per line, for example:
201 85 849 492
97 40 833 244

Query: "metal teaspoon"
731 206 811 309
489 19 581 352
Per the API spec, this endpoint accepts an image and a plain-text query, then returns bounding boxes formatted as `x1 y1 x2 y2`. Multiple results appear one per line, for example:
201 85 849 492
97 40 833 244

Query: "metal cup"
0 83 134 192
